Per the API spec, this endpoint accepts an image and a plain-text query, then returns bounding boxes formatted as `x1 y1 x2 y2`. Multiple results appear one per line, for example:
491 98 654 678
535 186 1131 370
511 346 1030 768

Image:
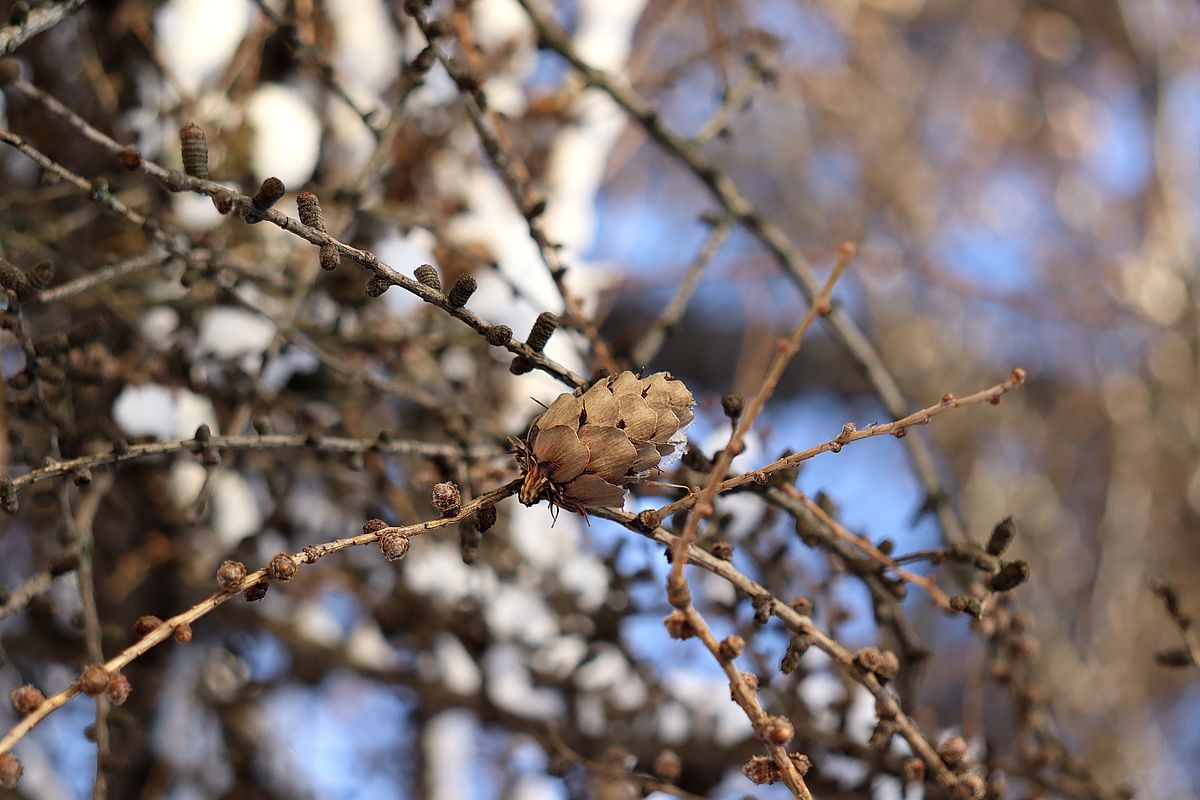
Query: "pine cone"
515 371 693 514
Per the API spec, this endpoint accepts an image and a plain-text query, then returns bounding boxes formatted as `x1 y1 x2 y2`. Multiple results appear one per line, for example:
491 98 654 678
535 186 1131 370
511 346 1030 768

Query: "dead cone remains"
515 371 694 515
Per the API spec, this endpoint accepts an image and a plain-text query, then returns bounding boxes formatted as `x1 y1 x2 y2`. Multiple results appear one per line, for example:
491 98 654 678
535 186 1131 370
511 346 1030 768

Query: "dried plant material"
514 371 694 516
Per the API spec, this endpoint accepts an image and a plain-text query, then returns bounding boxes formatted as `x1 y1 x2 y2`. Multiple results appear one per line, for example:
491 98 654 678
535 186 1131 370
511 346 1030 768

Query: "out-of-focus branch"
0 0 87 56
516 0 970 544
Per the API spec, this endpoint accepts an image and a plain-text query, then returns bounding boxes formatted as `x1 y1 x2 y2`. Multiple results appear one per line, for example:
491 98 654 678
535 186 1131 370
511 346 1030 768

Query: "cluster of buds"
513 371 694 515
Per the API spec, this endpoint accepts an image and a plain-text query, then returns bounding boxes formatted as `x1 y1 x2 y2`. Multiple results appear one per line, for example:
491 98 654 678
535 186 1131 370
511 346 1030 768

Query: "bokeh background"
1 0 1198 798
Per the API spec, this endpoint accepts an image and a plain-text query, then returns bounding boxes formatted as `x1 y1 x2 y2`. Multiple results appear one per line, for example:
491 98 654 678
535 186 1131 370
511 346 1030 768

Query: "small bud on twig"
447 273 477 308
988 560 1030 592
80 665 111 696
379 531 411 561
319 245 341 271
431 482 461 515
414 264 442 291
986 517 1016 556
251 177 285 212
105 672 132 705
485 325 512 346
10 684 45 715
0 753 22 789
268 553 298 582
133 615 163 638
296 191 326 230
721 392 743 420
525 312 557 352
719 635 745 660
217 560 247 592
179 123 209 179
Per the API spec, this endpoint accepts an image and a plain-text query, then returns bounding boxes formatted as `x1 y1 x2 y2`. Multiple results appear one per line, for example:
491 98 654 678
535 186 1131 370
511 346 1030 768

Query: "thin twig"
0 113 584 389
516 0 970 544
6 434 505 494
654 368 1027 519
409 7 621 377
0 480 522 757
630 217 732 367
669 245 853 584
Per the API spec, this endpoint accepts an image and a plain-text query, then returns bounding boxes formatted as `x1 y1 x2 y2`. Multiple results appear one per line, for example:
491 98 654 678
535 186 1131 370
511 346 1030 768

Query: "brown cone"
517 371 694 512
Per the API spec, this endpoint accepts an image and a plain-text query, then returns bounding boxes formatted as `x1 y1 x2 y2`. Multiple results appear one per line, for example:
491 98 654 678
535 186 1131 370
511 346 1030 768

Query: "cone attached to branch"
513 371 693 515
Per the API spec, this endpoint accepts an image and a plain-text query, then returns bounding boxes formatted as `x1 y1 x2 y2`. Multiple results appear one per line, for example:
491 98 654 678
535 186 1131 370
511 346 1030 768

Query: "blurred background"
1 0 1198 797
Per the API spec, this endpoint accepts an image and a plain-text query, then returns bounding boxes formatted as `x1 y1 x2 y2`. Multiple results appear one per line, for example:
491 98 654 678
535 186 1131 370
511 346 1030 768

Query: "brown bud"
902 757 926 783
663 610 695 639
379 531 410 561
791 754 812 775
252 177 285 211
473 505 497 532
414 263 442 291
508 355 534 374
296 191 326 230
653 749 681 782
710 540 734 561
0 259 28 295
742 755 777 785
179 122 209 179
719 635 745 660
634 509 661 532
721 392 743 419
856 646 899 682
268 553 298 582
738 671 759 692
752 594 773 624
789 596 814 616
950 595 983 618
0 753 22 789
363 518 389 535
986 516 1016 555
868 719 897 749
757 716 794 745
485 325 512 346
217 560 247 592
365 275 390 297
67 313 108 348
119 147 142 171
173 622 193 643
447 273 477 308
938 735 968 766
988 560 1029 592
431 482 461 515
133 615 163 637
667 574 691 608
954 773 986 800
105 672 132 705
26 260 55 290
213 190 235 214
781 634 813 674
319 244 341 271
80 664 111 696
10 684 45 715
526 312 557 352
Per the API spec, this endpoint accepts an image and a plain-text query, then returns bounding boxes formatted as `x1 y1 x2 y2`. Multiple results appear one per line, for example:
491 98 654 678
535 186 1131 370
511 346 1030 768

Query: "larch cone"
515 371 694 514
